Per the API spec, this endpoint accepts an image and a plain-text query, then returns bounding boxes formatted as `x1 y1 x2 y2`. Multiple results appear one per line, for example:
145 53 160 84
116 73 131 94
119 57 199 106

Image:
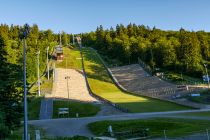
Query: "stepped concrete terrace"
110 64 207 108
110 64 178 98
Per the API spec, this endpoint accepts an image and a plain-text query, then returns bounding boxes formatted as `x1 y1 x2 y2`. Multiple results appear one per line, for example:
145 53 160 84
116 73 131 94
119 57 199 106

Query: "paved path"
39 98 53 120
30 108 210 137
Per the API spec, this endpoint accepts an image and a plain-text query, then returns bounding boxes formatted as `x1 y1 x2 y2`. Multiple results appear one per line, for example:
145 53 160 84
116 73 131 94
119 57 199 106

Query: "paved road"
39 98 53 120
30 108 210 137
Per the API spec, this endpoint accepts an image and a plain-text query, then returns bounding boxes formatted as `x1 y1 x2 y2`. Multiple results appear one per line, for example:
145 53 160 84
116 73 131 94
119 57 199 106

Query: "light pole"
47 46 49 80
37 50 41 96
65 76 70 106
73 34 74 45
21 24 30 140
204 64 210 88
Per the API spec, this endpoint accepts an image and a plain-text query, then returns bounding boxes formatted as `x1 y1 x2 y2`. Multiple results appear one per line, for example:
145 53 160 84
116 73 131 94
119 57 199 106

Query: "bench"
58 108 69 117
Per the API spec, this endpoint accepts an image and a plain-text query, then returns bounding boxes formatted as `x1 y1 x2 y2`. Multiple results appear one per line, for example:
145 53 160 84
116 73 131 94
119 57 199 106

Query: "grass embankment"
82 47 191 113
56 46 82 69
177 111 210 117
88 118 210 138
53 100 100 118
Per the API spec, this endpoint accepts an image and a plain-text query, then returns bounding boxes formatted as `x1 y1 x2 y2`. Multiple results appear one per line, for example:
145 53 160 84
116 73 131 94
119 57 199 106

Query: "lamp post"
37 50 41 96
73 34 74 45
47 46 49 80
65 76 70 106
21 24 30 140
204 64 210 88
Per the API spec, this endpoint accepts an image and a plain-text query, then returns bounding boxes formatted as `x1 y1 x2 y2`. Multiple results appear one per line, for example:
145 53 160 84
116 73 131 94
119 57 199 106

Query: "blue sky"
0 0 210 33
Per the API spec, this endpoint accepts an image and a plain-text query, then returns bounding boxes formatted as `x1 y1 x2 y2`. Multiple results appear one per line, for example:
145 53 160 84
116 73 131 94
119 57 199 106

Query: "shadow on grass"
116 100 192 113
82 48 113 83
85 64 113 83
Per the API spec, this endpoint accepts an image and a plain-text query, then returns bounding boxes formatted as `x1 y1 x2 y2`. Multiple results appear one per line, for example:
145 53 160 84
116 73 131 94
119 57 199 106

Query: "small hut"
54 32 64 61
55 45 63 61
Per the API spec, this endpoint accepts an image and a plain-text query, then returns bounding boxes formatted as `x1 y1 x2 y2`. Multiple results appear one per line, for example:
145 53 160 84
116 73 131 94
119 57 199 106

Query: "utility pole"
60 32 62 46
73 34 74 45
53 63 55 82
21 23 30 140
37 50 41 96
65 76 70 106
204 64 210 88
47 46 49 80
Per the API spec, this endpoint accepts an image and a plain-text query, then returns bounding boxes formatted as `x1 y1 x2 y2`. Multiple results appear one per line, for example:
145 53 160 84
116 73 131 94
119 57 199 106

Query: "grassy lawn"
53 100 100 118
7 125 38 140
28 97 42 120
82 47 192 113
177 111 210 117
7 124 88 140
56 46 82 70
88 118 210 138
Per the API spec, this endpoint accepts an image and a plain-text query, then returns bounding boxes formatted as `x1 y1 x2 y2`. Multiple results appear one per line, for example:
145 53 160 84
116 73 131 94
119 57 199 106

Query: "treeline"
0 24 72 138
82 24 210 77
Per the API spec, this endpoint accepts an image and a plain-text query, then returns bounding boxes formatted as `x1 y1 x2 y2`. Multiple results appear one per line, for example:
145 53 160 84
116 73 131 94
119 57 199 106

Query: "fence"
153 129 210 140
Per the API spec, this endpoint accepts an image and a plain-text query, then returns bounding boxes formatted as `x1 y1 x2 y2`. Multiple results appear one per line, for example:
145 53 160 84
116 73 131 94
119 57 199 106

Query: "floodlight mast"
47 46 49 80
37 50 41 96
22 24 30 140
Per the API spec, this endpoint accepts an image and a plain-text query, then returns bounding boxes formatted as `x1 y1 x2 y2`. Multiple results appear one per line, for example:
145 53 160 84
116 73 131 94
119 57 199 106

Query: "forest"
0 24 71 138
81 24 210 77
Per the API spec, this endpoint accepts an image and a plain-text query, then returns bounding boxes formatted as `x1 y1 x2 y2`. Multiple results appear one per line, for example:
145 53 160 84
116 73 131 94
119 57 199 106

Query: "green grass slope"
56 46 82 70
82 47 192 113
53 100 100 118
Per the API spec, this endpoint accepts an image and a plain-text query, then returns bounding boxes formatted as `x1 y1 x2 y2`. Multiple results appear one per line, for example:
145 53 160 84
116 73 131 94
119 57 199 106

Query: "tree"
62 31 68 46
197 31 209 61
80 24 208 78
